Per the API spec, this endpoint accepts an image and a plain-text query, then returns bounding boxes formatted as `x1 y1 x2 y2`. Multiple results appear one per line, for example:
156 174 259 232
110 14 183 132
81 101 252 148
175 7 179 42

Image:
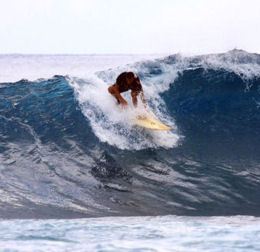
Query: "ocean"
0 50 260 251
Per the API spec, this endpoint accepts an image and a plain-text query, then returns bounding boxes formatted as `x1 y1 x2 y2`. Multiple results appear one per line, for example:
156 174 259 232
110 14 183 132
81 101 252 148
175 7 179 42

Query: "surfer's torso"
108 71 146 107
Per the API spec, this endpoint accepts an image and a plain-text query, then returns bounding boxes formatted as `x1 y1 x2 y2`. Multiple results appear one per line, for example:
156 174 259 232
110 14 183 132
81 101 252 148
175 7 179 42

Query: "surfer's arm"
134 79 147 106
131 90 146 107
108 84 128 105
131 90 138 107
139 90 146 105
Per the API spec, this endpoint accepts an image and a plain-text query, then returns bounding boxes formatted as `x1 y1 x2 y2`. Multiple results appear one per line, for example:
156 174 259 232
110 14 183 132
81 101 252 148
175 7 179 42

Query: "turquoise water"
0 216 259 251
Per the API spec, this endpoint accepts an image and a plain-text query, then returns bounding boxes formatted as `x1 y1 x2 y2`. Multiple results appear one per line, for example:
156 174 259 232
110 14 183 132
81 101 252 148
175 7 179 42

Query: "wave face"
0 50 260 218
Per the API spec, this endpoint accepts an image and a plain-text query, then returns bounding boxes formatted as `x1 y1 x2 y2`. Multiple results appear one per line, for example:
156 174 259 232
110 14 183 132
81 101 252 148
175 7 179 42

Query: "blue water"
0 49 260 251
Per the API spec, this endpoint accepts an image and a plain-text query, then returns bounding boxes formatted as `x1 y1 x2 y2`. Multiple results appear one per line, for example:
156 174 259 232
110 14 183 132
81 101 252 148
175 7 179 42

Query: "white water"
0 215 259 252
69 73 180 150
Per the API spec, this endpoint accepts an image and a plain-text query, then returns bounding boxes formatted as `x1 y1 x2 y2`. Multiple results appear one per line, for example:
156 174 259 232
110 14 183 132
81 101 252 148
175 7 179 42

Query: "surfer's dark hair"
126 72 135 80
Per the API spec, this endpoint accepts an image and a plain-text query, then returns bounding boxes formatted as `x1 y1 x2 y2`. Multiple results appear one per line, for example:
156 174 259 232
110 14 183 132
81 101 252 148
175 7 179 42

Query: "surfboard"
133 115 171 130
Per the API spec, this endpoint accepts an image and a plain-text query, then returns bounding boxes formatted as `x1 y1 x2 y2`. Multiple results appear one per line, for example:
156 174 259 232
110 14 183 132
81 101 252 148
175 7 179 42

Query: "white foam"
69 73 180 150
1 215 259 252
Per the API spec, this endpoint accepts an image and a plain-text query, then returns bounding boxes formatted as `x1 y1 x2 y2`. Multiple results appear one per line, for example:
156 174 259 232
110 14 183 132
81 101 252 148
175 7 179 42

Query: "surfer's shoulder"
116 72 128 83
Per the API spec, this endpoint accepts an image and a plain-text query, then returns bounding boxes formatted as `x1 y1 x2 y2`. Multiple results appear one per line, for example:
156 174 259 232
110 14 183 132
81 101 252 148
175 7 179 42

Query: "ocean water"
0 50 260 251
0 216 260 252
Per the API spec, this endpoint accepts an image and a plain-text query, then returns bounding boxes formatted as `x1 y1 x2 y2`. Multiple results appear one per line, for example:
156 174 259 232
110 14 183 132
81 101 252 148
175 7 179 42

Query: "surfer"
108 72 146 107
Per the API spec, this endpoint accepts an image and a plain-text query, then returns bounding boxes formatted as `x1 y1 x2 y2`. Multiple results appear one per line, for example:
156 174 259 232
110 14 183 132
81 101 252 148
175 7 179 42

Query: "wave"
0 49 260 218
